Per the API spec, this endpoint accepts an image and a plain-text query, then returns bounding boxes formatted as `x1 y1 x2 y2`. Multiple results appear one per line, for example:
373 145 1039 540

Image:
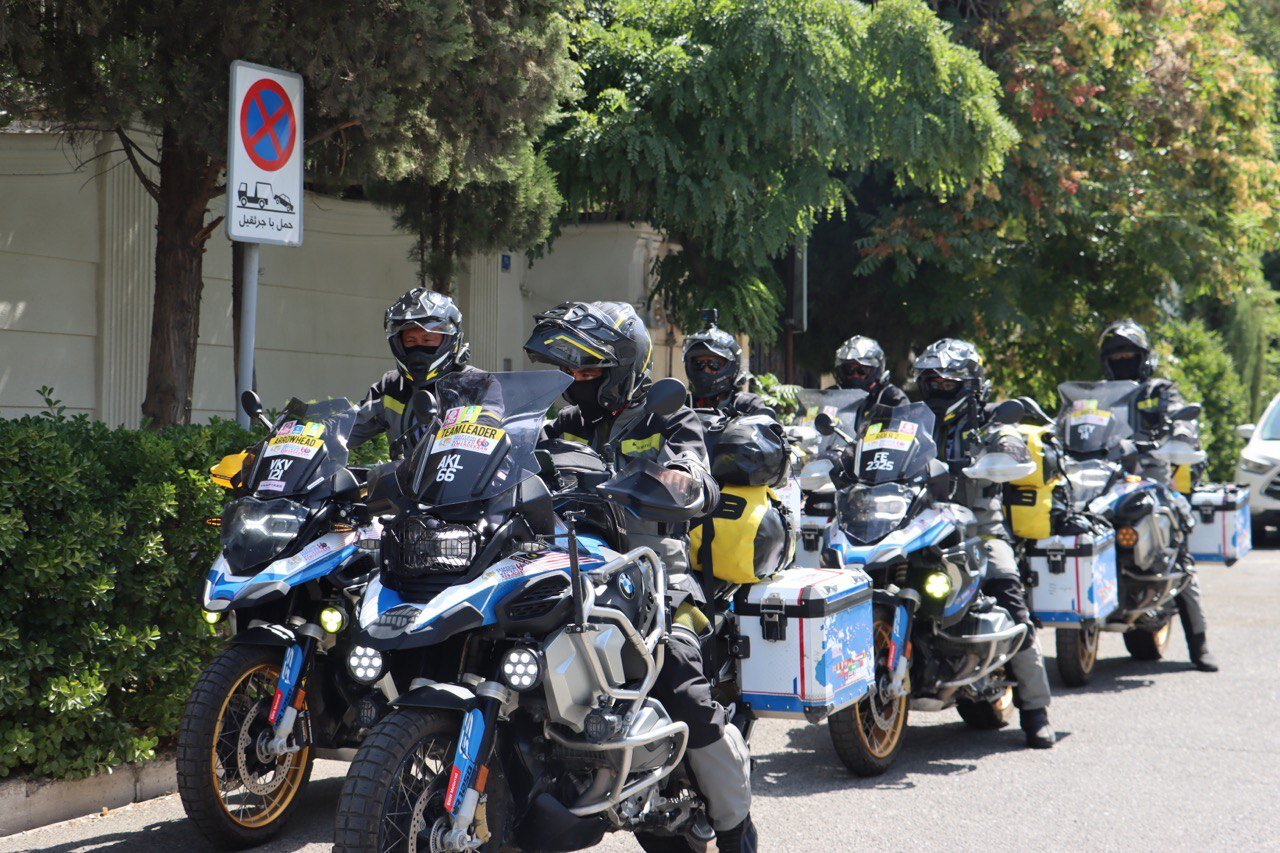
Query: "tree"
547 0 1017 341
1 1 573 425
837 0 1280 406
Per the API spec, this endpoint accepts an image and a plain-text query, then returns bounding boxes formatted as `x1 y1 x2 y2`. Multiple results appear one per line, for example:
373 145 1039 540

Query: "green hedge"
0 396 390 780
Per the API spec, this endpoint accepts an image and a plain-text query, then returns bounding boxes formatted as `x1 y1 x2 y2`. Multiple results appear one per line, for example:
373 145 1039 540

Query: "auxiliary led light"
347 645 385 684
1116 527 1139 549
923 572 953 599
202 609 223 625
499 647 543 692
319 606 347 634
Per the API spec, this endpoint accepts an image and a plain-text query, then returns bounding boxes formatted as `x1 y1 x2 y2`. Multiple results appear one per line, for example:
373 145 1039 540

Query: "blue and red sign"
239 79 296 172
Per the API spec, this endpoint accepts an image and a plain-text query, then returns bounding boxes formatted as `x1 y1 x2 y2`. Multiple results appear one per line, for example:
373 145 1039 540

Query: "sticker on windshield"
265 434 323 460
432 422 506 455
256 479 286 493
863 430 916 452
303 422 325 438
1068 399 1112 428
442 406 483 427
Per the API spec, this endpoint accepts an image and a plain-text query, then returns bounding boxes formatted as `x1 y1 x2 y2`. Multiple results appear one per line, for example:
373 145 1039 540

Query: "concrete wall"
0 131 679 426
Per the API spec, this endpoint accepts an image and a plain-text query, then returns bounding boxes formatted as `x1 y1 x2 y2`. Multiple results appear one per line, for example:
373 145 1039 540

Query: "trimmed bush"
0 406 260 778
1157 319 1249 482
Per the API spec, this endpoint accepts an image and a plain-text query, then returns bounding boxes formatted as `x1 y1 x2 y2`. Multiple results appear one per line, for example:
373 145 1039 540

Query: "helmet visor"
525 324 622 370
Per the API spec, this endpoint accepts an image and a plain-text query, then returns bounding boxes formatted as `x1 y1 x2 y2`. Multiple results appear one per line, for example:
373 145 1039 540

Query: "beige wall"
0 131 678 426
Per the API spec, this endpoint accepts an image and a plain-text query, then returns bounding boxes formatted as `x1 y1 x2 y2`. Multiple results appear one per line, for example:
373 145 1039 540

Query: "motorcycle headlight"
923 572 952 599
220 497 308 573
386 518 477 577
347 645 385 684
1239 454 1275 475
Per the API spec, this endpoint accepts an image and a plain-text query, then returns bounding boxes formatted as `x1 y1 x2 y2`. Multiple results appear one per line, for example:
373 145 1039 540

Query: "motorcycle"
1054 380 1205 667
816 400 1033 776
790 389 867 567
333 372 730 853
178 391 383 848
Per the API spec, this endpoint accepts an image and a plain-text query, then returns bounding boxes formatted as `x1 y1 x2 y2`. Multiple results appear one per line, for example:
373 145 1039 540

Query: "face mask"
566 376 607 417
1106 353 1142 380
402 346 444 380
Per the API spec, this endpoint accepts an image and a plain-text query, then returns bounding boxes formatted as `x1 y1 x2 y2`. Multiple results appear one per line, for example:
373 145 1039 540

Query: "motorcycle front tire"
176 643 314 850
1123 620 1173 660
956 686 1015 730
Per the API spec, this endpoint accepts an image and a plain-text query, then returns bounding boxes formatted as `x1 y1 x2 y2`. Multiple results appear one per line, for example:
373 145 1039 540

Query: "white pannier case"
733 567 874 722
1027 530 1119 626
1188 484 1252 565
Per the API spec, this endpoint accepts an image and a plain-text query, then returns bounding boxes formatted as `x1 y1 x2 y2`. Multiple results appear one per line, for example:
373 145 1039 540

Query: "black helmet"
1099 318 1156 381
524 301 653 413
834 335 888 392
683 309 744 400
384 288 467 386
912 338 988 419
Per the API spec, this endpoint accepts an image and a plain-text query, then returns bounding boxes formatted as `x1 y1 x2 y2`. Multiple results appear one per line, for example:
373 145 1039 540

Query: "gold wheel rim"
1079 625 1099 672
1154 622 1171 651
209 661 310 829
854 619 908 760
993 685 1014 717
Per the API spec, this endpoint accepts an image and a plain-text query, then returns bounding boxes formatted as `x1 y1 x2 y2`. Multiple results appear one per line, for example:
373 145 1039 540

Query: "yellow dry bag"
690 485 786 585
1003 424 1059 541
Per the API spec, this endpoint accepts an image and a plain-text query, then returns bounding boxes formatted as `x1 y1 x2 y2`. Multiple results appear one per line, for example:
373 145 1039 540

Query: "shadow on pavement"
753 713 1049 794
1044 651 1194 696
24 776 344 853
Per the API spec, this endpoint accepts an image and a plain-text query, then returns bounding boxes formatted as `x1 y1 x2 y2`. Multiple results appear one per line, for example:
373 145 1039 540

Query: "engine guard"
515 792 609 853
931 622 1028 690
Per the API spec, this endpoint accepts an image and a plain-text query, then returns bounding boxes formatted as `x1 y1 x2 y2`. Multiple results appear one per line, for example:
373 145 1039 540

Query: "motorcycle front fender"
231 624 298 647
391 682 478 713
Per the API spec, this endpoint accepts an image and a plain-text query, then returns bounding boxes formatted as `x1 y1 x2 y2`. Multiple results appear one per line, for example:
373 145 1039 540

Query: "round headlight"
923 572 952 599
319 606 347 634
347 645 385 684
201 609 223 625
500 647 543 692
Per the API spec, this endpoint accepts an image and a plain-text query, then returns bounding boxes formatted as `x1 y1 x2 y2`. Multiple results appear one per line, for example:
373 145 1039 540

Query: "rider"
912 339 1056 748
683 310 776 418
524 301 757 852
1099 319 1218 672
834 335 909 410
350 287 478 457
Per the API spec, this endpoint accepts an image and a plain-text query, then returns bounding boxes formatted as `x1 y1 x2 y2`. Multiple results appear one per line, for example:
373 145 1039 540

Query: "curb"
0 756 176 838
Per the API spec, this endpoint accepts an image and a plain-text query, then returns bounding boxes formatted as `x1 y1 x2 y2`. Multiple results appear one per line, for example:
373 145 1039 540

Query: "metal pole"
236 242 260 429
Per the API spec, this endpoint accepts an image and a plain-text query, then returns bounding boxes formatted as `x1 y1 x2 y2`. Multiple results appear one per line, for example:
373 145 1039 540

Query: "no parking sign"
227 61 303 246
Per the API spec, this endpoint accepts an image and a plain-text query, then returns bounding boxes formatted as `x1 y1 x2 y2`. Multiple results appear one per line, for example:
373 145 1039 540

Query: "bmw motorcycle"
1055 380 1204 665
790 388 867 567
333 372 726 853
816 401 1032 776
178 392 385 848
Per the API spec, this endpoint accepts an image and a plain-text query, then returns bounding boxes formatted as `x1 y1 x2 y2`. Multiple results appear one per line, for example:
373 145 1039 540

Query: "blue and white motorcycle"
334 372 722 853
815 401 1032 776
178 392 383 849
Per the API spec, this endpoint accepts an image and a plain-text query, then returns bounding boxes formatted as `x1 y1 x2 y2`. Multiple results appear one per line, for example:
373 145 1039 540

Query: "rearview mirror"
411 388 437 424
1237 423 1256 440
241 390 263 419
1173 403 1202 422
1017 396 1053 425
646 377 687 417
990 399 1025 425
814 412 836 437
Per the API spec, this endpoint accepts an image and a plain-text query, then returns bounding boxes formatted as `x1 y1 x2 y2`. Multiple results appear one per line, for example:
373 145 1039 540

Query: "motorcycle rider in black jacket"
683 310 776 419
1099 319 1218 672
524 301 757 852
350 288 486 457
833 335 909 413
913 339 1057 748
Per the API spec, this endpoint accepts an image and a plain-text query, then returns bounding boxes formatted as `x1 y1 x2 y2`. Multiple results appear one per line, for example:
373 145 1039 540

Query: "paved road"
6 548 1278 853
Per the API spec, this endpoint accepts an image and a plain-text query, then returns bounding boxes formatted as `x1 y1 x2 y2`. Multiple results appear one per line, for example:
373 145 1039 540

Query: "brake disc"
235 700 289 796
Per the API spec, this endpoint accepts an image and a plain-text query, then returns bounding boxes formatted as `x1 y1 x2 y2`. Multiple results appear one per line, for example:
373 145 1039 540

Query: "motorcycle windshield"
853 403 938 484
795 388 868 456
250 397 359 497
408 371 571 507
1056 380 1140 456
838 482 920 544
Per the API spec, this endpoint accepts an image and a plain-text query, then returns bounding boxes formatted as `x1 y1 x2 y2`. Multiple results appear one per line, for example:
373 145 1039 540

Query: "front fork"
266 626 321 755
438 681 511 849
884 602 914 699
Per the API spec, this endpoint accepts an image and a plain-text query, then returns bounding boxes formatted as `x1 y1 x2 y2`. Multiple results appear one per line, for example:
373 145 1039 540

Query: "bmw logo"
618 572 635 598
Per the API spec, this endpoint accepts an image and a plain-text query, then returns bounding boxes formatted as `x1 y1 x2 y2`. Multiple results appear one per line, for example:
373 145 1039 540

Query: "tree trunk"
141 125 220 428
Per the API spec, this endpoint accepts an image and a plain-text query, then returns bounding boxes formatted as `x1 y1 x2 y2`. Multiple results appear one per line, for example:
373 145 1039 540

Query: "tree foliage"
829 0 1280 405
548 0 1017 341
0 1 574 425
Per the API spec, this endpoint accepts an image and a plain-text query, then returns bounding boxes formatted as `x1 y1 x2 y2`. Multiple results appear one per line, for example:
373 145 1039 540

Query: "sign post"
227 60 303 427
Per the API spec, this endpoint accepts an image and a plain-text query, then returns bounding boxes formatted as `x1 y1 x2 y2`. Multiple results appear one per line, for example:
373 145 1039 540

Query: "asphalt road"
6 547 1278 853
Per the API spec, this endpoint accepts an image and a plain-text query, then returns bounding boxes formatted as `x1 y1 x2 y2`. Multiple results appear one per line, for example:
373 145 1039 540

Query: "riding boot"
1176 573 1217 671
1186 632 1219 672
1020 707 1056 749
715 815 758 853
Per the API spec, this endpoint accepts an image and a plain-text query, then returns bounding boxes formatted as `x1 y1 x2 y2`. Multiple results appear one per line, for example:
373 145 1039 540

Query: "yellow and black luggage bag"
690 484 787 585
1003 424 1061 541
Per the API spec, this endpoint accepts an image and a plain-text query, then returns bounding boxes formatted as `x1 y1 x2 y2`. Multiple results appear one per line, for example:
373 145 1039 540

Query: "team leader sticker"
431 422 506 455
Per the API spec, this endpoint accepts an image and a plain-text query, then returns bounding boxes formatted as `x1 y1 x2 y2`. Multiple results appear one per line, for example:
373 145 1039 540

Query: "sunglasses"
925 377 961 393
841 364 873 378
689 356 727 373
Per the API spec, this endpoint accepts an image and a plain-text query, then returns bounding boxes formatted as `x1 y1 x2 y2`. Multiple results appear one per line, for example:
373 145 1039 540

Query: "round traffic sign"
239 79 296 172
